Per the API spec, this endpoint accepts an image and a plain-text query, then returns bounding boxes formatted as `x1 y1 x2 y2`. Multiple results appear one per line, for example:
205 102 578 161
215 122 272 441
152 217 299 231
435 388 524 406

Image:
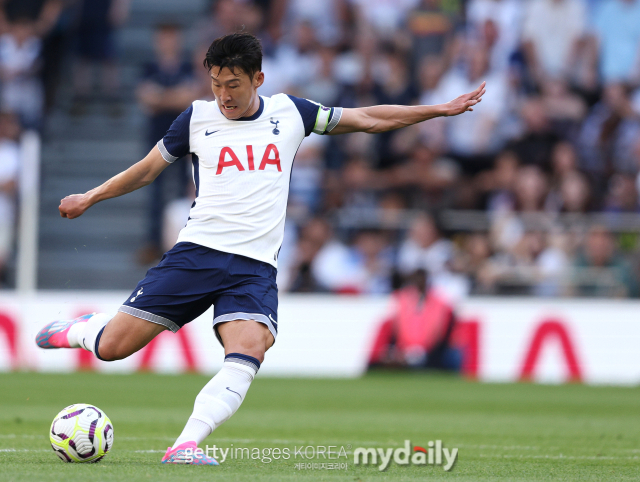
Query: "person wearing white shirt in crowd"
522 0 587 84
0 113 20 285
466 0 524 72
432 42 507 167
0 18 43 128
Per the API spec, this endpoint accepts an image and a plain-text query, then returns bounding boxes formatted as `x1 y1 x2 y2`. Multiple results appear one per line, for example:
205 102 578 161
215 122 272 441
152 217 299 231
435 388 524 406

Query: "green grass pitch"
0 371 638 481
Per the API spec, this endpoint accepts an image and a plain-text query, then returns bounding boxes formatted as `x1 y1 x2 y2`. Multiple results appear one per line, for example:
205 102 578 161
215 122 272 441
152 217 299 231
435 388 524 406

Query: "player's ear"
254 71 264 89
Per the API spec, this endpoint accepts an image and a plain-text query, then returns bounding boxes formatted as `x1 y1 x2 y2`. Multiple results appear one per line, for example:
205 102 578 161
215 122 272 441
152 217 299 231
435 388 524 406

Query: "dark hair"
203 33 263 78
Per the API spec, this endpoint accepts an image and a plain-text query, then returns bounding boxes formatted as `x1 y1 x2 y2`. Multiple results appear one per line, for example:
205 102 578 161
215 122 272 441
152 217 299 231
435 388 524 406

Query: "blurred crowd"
3 0 640 296
0 0 132 285
0 0 131 285
152 0 640 298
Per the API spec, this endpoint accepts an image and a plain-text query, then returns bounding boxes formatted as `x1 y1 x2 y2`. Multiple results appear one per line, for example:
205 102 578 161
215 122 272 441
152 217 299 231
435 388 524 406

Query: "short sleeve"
287 95 343 137
157 105 193 163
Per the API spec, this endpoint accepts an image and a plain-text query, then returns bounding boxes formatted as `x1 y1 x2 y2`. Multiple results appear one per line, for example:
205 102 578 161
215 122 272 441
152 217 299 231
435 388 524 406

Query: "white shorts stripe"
118 306 180 333
212 312 277 346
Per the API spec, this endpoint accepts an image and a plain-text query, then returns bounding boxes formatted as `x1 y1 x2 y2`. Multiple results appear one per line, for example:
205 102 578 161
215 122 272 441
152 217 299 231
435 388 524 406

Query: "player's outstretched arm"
328 81 486 135
59 146 170 219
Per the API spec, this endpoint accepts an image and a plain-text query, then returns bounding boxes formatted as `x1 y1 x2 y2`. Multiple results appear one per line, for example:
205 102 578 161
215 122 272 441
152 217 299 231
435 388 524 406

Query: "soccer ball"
49 404 114 463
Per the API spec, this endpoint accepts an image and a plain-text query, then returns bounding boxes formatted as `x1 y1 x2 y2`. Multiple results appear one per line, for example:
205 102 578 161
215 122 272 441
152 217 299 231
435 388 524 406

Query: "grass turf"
0 371 638 481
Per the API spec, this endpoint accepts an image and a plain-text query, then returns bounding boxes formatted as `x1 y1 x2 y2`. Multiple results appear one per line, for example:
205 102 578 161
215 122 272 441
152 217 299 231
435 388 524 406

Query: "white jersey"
157 94 342 268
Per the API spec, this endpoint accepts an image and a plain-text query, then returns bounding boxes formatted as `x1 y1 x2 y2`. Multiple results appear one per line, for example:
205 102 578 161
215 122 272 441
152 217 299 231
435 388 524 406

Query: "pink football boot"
35 313 95 349
161 441 219 465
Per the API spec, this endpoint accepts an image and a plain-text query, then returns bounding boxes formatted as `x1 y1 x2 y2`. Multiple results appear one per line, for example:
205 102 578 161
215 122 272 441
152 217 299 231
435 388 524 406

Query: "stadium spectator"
194 0 241 47
349 0 420 39
535 231 570 297
161 181 195 253
479 149 519 212
389 141 459 208
195 0 273 52
546 170 592 213
273 20 325 98
346 230 394 294
0 17 43 129
296 44 341 106
370 45 419 168
604 174 638 212
287 218 339 292
592 0 640 84
0 0 67 112
540 79 587 139
333 28 377 87
550 141 579 185
306 226 394 294
466 0 524 72
397 213 453 279
136 23 195 264
415 55 448 152
0 112 20 287
288 134 326 218
545 141 581 210
189 43 217 103
521 0 587 85
275 0 346 47
507 97 559 170
70 0 130 116
578 83 640 182
337 156 380 210
451 232 493 293
514 165 548 212
434 41 509 173
406 0 459 67
572 225 639 297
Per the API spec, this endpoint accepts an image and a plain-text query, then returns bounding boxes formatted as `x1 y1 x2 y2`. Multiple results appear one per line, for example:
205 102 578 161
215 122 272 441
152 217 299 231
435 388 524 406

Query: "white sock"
67 313 112 354
173 354 259 447
173 419 211 447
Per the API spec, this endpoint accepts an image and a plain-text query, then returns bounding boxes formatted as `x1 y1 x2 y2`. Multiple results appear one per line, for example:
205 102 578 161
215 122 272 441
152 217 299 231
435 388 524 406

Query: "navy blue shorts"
119 242 278 345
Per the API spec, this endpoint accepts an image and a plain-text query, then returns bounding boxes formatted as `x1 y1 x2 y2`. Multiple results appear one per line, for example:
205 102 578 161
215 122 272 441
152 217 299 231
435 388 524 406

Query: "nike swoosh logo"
226 387 242 399
268 314 278 328
205 130 219 136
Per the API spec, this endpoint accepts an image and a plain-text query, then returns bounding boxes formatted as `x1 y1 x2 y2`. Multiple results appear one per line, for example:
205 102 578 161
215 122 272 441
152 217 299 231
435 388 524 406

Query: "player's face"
210 67 264 120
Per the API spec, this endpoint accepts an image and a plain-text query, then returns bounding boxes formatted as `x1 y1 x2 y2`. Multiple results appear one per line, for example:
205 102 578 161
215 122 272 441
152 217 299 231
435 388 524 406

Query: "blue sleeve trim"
287 95 320 137
160 104 193 161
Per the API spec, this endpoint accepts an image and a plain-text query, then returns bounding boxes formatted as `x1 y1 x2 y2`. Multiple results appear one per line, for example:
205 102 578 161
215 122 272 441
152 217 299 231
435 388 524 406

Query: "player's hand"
59 194 90 219
442 81 486 116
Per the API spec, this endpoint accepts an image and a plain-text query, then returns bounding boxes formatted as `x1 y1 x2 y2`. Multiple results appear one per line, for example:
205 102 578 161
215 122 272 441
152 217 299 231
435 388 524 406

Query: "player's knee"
218 320 273 363
222 342 262 363
223 337 267 364
96 338 128 361
231 334 272 364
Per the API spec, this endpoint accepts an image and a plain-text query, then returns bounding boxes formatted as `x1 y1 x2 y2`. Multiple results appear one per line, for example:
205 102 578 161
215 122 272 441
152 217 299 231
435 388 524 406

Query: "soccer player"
35 33 485 465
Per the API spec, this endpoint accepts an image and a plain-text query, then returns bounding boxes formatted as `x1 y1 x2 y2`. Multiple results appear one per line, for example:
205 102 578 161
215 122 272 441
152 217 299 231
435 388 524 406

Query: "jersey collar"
230 96 264 122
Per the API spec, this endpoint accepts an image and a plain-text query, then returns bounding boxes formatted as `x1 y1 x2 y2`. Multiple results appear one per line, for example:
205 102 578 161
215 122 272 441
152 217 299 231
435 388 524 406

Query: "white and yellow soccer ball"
49 404 114 463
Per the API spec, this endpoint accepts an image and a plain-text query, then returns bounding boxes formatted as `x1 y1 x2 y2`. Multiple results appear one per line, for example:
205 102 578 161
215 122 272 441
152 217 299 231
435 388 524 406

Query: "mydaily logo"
353 439 458 471
183 439 457 472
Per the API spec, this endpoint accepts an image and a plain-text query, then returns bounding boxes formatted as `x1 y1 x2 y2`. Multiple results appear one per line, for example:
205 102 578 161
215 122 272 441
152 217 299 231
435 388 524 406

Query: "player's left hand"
442 81 486 116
